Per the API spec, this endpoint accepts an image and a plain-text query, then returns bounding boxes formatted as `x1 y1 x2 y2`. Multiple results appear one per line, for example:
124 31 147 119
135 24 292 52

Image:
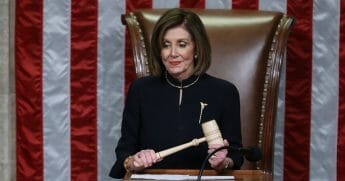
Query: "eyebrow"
162 38 192 42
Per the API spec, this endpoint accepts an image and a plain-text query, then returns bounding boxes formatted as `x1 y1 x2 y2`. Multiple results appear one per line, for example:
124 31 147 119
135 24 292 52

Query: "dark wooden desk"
124 169 272 180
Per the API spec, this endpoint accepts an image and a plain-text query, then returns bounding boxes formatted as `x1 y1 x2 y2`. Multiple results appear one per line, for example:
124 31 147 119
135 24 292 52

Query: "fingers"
208 150 227 162
133 149 158 169
208 139 229 169
208 154 225 168
208 151 229 170
223 139 229 146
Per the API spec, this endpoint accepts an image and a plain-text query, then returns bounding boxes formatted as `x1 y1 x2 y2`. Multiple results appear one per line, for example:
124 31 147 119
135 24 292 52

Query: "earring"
194 54 198 59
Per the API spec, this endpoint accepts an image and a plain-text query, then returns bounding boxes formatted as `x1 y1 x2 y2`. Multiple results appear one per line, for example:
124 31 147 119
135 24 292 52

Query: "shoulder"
201 74 240 106
126 76 161 100
130 75 161 89
201 74 238 92
128 75 161 93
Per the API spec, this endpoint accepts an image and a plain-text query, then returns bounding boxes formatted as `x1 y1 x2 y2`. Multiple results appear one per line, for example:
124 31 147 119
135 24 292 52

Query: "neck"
174 75 190 82
170 72 194 82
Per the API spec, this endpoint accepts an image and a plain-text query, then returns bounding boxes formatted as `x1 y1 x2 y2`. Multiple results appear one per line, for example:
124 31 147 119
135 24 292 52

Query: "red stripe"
180 0 205 8
338 1 345 180
126 0 152 11
284 0 313 180
125 0 152 95
70 1 98 180
15 0 43 180
232 0 258 10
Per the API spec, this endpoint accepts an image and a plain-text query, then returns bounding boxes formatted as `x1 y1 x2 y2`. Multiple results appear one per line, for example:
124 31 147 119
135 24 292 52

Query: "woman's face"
161 25 195 81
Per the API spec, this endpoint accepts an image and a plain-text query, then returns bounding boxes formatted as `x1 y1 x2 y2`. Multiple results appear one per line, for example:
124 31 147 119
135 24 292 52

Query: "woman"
109 8 243 179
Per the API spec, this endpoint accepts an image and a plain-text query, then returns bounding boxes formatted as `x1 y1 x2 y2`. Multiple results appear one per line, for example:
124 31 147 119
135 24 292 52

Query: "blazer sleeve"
109 80 142 178
219 83 244 169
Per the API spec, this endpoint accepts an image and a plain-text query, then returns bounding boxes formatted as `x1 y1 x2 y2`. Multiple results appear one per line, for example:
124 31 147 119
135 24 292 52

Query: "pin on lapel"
198 102 208 124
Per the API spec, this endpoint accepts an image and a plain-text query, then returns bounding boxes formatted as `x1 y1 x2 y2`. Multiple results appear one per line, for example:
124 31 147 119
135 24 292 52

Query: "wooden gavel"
155 120 224 159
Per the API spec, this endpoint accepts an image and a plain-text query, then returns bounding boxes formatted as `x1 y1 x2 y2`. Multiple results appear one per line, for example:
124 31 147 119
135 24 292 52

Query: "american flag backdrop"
13 0 345 180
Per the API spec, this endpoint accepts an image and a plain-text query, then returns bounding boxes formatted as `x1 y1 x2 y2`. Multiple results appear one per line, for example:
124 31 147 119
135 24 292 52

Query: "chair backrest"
122 9 294 174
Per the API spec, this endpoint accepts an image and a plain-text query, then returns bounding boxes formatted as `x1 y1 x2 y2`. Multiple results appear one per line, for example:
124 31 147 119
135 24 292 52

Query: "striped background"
13 0 344 180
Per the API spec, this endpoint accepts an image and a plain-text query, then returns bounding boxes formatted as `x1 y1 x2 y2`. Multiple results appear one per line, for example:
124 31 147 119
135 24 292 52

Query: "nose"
170 46 178 58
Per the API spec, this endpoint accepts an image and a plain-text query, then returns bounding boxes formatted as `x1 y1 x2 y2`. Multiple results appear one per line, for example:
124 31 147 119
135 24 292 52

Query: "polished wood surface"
124 169 272 180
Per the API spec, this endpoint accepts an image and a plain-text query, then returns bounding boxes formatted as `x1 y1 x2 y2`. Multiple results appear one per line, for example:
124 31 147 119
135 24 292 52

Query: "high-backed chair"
121 9 294 175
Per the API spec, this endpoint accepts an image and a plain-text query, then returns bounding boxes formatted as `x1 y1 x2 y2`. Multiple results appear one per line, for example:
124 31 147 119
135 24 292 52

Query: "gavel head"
201 120 224 145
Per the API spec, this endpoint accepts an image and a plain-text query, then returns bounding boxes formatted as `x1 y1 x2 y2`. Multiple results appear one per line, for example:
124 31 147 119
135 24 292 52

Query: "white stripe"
258 1 287 180
43 0 71 180
97 0 125 180
0 1 12 180
205 0 231 9
273 53 286 181
153 0 179 8
259 0 286 12
311 0 339 180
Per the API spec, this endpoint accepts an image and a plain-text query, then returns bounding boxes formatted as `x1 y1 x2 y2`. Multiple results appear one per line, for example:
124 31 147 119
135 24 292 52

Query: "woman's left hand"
207 139 230 171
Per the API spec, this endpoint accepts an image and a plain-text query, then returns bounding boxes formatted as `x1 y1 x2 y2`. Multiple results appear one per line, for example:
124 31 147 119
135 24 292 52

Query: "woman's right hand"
129 149 161 171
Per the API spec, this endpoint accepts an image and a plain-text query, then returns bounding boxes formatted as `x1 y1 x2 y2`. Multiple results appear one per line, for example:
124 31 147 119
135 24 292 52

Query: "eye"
179 42 187 48
162 41 170 48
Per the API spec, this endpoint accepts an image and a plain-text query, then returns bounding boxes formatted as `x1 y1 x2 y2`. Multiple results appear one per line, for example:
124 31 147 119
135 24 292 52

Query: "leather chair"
121 9 294 175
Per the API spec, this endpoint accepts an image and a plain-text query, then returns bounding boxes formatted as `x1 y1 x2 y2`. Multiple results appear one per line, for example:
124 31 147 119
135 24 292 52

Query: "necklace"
165 72 200 106
165 72 200 89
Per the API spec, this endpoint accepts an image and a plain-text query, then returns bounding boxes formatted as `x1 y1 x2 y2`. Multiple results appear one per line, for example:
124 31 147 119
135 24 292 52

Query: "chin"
167 69 182 75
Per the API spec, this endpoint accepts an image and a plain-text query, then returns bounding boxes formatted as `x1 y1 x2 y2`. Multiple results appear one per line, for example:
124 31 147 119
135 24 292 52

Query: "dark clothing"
109 73 243 178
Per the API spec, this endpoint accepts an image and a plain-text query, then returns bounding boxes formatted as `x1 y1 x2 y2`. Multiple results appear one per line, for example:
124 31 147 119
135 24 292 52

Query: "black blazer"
109 73 243 178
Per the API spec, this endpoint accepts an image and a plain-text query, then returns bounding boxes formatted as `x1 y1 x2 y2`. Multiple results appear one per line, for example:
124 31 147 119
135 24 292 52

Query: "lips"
170 61 182 66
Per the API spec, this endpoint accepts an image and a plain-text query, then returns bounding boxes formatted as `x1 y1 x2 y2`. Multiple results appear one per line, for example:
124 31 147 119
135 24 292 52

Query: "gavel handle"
155 137 207 159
